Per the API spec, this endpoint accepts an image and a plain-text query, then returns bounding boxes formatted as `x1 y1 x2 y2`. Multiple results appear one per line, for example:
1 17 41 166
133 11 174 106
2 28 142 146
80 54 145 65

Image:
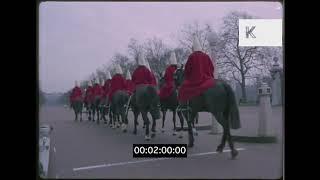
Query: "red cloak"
84 86 94 103
108 74 127 100
159 65 177 100
132 65 155 88
93 84 103 99
102 79 111 98
178 51 215 102
70 86 83 103
126 79 135 95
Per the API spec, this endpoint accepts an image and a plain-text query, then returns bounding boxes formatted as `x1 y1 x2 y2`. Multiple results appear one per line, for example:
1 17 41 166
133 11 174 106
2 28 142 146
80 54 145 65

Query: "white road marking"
73 148 246 172
54 147 56 153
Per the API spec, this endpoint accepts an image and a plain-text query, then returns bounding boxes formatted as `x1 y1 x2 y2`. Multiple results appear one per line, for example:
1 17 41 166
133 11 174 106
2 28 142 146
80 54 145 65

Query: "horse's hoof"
188 143 194 148
145 135 151 141
231 149 239 159
112 126 115 129
151 132 156 138
133 131 137 135
123 129 127 133
104 121 107 124
216 146 224 153
161 128 165 133
178 131 183 138
121 124 127 131
172 131 177 136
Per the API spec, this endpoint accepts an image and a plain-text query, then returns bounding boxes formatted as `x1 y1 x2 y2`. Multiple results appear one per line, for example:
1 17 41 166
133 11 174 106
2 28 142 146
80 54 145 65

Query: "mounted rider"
102 71 112 101
132 53 156 88
177 36 216 103
125 70 135 95
159 51 178 100
69 80 83 106
108 65 127 101
131 53 161 121
92 78 103 101
145 61 158 87
84 80 94 111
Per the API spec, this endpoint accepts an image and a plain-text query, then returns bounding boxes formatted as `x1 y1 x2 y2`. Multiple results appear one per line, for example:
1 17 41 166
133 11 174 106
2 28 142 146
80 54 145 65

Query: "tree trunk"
240 74 247 102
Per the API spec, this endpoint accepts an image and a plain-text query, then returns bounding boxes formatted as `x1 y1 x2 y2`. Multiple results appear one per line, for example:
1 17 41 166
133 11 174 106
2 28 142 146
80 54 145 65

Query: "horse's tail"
223 82 241 129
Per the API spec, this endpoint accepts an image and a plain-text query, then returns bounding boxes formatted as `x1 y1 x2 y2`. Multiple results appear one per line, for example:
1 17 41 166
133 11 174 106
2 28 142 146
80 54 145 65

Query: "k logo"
245 26 256 38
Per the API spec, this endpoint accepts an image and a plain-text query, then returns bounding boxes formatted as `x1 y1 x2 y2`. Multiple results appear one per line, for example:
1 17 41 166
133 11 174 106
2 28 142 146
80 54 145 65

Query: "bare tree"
144 37 170 77
217 11 269 102
127 38 144 64
178 21 211 54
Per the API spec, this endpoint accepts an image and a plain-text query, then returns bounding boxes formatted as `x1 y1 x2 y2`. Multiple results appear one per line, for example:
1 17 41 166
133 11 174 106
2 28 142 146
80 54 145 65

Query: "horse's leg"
174 109 183 138
225 112 238 159
80 104 83 122
151 116 156 138
74 108 77 121
92 105 95 122
133 110 139 135
195 113 199 124
88 105 91 121
109 110 113 127
121 108 128 133
112 112 116 129
97 103 100 125
141 111 150 141
216 113 227 153
161 110 166 133
172 109 178 136
116 113 120 128
142 112 146 129
102 105 107 124
185 111 196 148
177 110 184 130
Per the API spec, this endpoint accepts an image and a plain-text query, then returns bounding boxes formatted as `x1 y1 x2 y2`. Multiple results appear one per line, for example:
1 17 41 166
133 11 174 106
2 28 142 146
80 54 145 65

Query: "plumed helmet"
192 36 202 52
115 64 123 74
126 70 131 80
169 51 178 65
137 52 146 66
106 71 111 80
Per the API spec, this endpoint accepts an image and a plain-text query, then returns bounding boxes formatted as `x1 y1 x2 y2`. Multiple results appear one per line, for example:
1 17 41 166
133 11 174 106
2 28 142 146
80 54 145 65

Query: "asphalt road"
39 105 283 179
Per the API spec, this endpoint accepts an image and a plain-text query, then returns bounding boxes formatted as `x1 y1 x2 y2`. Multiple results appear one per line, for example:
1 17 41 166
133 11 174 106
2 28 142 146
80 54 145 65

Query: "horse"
71 98 83 122
91 95 102 124
173 67 241 159
159 75 199 137
110 90 130 131
131 85 160 140
158 75 185 137
99 96 112 125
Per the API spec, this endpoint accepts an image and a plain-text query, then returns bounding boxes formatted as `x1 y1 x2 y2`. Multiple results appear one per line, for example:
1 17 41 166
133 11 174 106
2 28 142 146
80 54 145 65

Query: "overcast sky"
39 1 282 93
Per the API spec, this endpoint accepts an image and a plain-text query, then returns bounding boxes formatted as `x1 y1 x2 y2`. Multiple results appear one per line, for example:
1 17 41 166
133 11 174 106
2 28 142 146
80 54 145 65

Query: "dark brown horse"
174 67 241 159
71 99 83 122
110 90 130 132
131 85 160 140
